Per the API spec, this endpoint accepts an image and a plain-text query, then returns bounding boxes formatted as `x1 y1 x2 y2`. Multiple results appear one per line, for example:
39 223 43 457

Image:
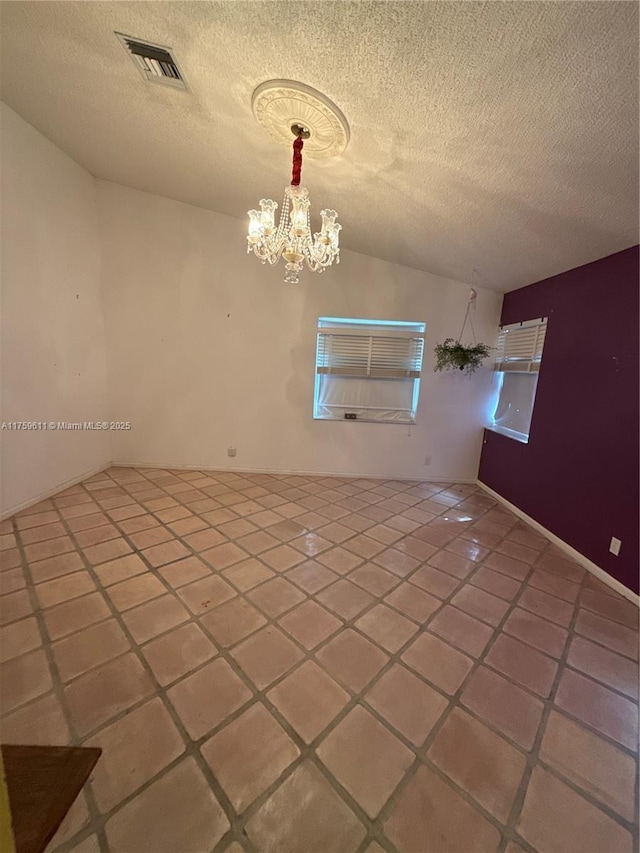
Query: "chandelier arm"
291 137 303 186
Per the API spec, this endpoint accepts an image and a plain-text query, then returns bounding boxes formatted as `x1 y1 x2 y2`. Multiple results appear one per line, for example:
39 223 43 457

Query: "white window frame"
313 317 425 424
490 317 548 443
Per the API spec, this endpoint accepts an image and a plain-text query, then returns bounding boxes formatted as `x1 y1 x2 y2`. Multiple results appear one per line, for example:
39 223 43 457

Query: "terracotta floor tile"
92 551 148 586
365 663 448 746
0 691 70 745
517 767 633 853
247 577 305 617
574 609 639 660
554 668 638 750
428 550 475 579
0 549 21 571
52 619 130 682
384 582 441 623
384 764 501 853
88 697 185 812
579 588 639 629
260 544 306 571
316 578 375 619
318 705 414 818
482 551 530 581
19 521 66 544
540 709 636 821
3 469 638 853
451 584 509 627
344 534 387 559
29 551 85 583
409 564 461 599
222 558 275 591
141 539 191 568
183 527 227 552
201 541 250 570
142 622 217 686
68 512 112 532
24 535 76 562
519 586 574 627
460 665 544 750
567 635 639 700
74 524 121 548
245 761 366 852
167 658 252 740
0 616 42 662
35 571 96 608
64 653 154 737
82 537 132 566
428 707 526 821
528 568 580 603
128 525 174 550
494 539 539 565
401 632 473 695
470 566 523 601
317 522 353 544
122 594 190 643
267 660 350 743
279 600 342 649
356 603 418 653
429 605 494 657
502 607 568 659
316 629 389 692
176 574 236 614
536 552 585 583
106 573 166 612
316 546 363 575
0 589 33 626
485 634 558 697
285 560 339 593
201 702 300 813
230 625 304 690
0 648 52 713
201 596 266 647
158 555 211 588
348 564 398 597
106 758 230 853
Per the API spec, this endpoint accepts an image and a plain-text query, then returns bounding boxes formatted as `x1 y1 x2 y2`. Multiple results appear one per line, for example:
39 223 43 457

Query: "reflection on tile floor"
0 467 638 852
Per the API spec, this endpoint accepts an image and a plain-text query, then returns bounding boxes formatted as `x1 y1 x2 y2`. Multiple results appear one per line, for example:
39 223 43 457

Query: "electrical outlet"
609 536 622 556
227 447 237 458
424 454 431 466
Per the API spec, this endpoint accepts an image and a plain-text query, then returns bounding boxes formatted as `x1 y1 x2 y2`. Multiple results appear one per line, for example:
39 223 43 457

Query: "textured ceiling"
1 1 638 291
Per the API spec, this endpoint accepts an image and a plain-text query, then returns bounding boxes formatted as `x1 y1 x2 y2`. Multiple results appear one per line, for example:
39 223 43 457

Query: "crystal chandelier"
247 125 341 284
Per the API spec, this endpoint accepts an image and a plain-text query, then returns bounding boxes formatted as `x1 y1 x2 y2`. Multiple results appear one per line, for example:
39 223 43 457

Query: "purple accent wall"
479 246 639 594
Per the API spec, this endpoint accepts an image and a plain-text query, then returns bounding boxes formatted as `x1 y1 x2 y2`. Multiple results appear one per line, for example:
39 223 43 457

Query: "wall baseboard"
113 460 477 485
477 480 639 606
1 462 111 521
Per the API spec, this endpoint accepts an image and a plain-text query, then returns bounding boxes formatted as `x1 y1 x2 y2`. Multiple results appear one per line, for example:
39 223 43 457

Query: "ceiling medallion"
251 80 350 159
247 82 347 284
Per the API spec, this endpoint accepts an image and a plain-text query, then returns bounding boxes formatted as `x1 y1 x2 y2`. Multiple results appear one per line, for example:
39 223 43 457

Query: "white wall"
98 181 501 481
0 104 110 515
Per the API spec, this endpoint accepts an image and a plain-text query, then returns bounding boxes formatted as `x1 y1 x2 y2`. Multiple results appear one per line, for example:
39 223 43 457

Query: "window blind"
316 332 424 379
495 318 547 372
314 318 425 423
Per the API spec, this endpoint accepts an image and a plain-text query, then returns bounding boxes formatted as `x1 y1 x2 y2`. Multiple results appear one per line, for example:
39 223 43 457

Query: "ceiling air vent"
115 32 188 91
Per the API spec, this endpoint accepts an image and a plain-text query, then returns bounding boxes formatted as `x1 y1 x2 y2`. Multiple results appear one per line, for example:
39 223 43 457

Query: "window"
490 317 547 442
314 317 425 423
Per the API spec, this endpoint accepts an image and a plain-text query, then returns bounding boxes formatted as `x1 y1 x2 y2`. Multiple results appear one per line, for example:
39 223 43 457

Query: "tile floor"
0 467 638 853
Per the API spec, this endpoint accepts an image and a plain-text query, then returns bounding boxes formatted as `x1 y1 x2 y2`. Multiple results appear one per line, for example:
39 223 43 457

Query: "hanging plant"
434 283 491 376
434 338 491 375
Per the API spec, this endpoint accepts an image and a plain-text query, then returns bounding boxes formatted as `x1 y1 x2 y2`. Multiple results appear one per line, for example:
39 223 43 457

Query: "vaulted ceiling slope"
1 1 638 291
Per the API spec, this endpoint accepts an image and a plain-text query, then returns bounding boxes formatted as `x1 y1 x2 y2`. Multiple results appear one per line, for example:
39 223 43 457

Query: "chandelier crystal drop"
247 129 341 284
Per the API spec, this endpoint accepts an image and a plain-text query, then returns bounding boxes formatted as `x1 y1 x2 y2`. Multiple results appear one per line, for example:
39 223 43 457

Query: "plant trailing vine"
433 283 491 376
434 339 491 375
